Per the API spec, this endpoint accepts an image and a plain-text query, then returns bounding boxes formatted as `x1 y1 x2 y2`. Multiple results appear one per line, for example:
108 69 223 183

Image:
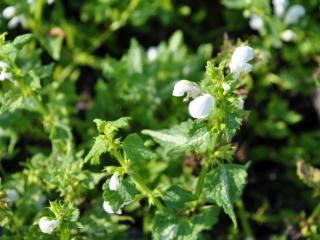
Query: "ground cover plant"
0 0 320 239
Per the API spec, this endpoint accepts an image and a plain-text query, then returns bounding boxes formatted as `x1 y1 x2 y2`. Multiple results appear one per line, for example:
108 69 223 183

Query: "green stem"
195 159 210 198
308 202 320 222
237 200 255 239
110 150 163 210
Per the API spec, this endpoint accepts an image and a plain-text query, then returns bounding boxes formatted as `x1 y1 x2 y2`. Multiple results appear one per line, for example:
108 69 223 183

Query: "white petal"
147 47 158 61
103 201 122 214
281 29 296 42
0 72 12 81
284 5 305 25
8 15 26 29
188 94 214 119
249 14 264 31
272 0 288 16
109 173 120 191
172 80 201 99
39 217 59 234
2 6 16 19
229 46 254 77
0 61 9 69
4 189 19 202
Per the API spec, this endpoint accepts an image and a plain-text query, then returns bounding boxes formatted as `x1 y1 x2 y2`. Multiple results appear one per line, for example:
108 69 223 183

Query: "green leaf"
12 34 32 49
85 135 108 164
122 133 157 163
39 36 63 60
94 117 131 135
204 164 248 227
142 121 213 154
191 206 220 233
103 178 138 211
127 39 143 74
297 160 320 189
152 206 219 240
163 185 196 210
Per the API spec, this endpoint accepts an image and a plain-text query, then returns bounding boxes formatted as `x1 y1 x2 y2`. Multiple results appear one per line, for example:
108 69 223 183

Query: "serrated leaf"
85 135 108 164
204 164 248 227
94 117 130 135
103 178 138 211
12 34 32 49
297 160 320 189
191 206 220 233
122 133 157 162
142 121 213 154
163 185 196 210
0 90 24 114
152 206 219 240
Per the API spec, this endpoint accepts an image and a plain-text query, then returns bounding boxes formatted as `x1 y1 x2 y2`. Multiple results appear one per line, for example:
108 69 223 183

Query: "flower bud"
229 46 254 78
109 173 120 191
4 189 19 203
38 217 59 234
249 14 264 31
103 201 122 214
147 47 158 61
2 6 16 19
272 0 288 17
188 94 215 119
172 80 201 99
281 29 296 42
284 5 305 25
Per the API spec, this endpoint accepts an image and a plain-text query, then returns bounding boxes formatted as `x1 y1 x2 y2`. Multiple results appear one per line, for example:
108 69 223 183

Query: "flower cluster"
249 0 305 43
1 0 55 29
173 46 254 119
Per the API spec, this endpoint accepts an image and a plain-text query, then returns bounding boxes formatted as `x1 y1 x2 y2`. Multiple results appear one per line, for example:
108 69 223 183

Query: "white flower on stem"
229 46 254 78
8 15 27 29
2 6 16 19
172 80 201 100
103 201 122 214
4 189 19 203
272 0 288 17
284 5 305 25
38 217 59 234
109 172 120 191
281 29 296 42
249 14 264 31
147 47 158 61
188 93 215 119
0 61 11 81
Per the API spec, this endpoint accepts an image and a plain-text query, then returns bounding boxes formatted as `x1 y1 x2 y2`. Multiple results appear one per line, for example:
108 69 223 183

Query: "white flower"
229 46 254 78
281 29 296 42
272 0 288 17
188 94 215 119
222 83 231 92
172 80 201 99
249 14 264 31
284 5 305 25
47 0 55 5
103 201 122 214
8 15 27 29
109 172 120 191
0 61 11 81
38 217 59 234
4 189 19 203
147 47 158 61
2 6 16 19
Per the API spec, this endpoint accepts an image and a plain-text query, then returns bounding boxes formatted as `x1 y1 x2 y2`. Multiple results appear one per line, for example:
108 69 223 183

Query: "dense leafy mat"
0 0 320 239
